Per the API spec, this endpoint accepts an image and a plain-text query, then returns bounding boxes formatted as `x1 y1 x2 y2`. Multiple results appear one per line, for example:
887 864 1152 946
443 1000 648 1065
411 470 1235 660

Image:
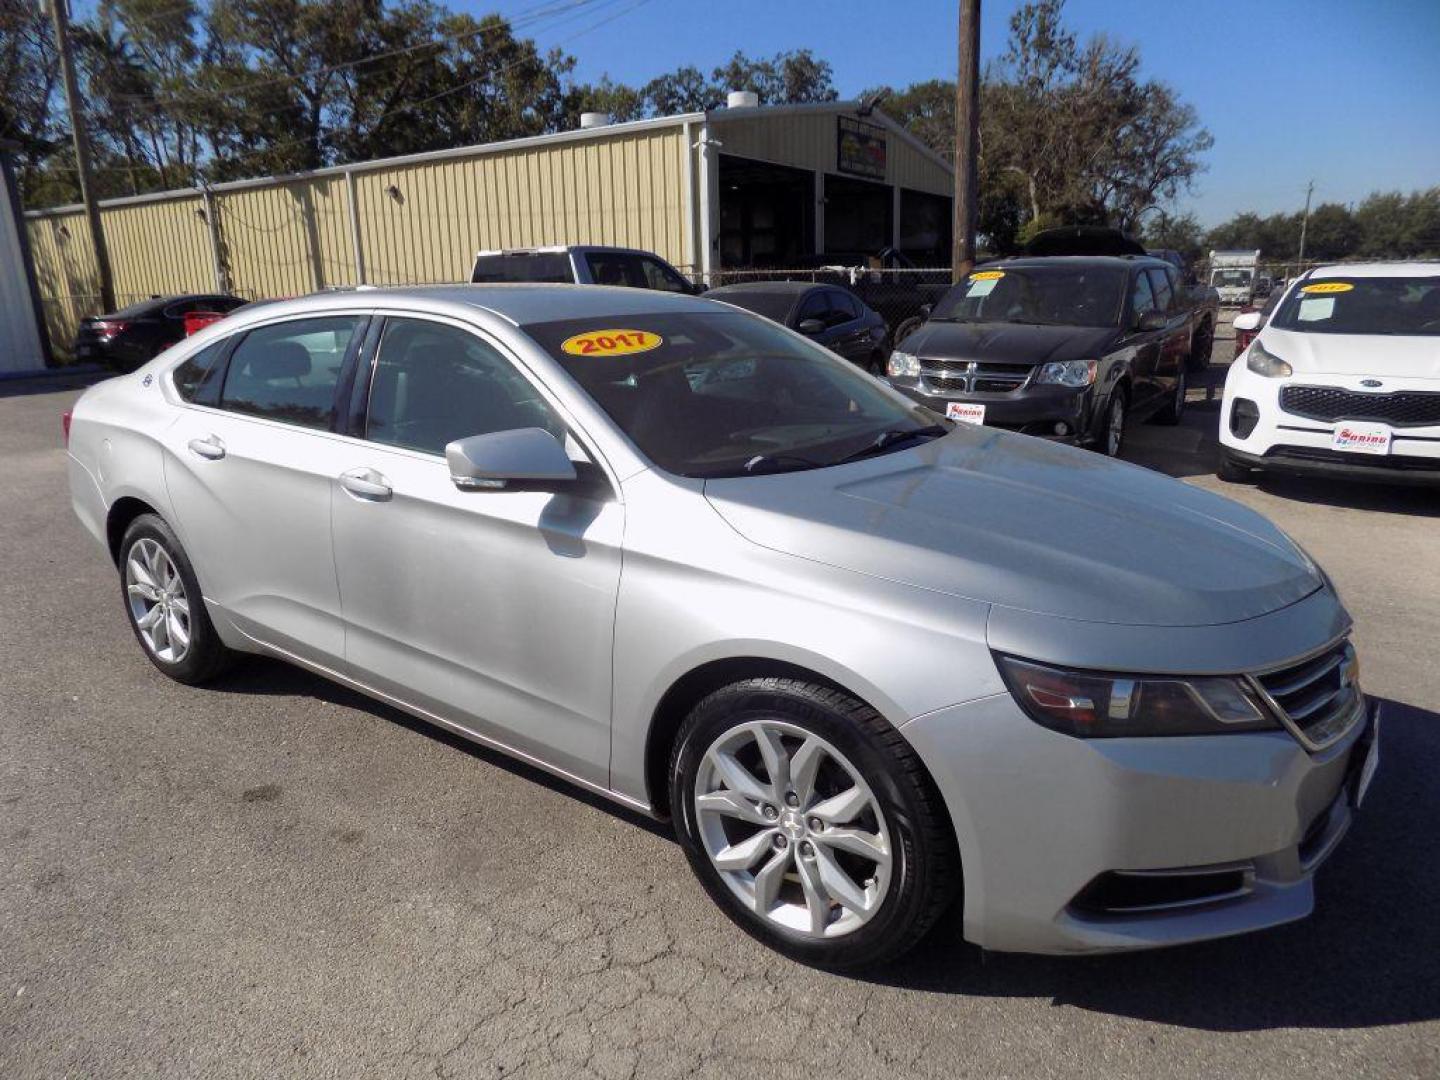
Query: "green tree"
710 49 836 104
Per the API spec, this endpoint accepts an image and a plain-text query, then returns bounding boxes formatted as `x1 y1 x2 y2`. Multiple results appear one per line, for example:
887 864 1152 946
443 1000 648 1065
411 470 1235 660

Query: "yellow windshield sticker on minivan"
1301 281 1354 294
561 329 663 357
969 270 1005 281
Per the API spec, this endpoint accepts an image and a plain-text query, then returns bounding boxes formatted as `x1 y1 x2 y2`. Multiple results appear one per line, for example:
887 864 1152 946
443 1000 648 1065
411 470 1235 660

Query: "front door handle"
187 435 225 460
339 468 392 501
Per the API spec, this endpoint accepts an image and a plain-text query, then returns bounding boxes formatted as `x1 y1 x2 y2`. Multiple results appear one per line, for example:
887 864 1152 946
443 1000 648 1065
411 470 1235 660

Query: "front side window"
1147 268 1174 313
526 310 945 478
1130 271 1157 321
931 267 1126 328
586 252 642 288
638 256 690 293
1269 277 1440 336
365 318 564 456
219 316 362 430
173 339 227 402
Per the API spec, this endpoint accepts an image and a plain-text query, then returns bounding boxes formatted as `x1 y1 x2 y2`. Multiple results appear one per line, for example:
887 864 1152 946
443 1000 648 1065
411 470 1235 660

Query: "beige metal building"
23 98 953 354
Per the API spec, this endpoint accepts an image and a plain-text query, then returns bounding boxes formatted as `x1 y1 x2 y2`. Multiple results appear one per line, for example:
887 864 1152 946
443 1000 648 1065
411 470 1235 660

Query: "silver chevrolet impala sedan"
66 285 1379 968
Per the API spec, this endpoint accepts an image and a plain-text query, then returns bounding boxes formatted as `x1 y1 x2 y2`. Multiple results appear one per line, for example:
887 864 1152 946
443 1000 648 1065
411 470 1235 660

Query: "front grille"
1253 640 1362 750
919 360 1031 396
1280 385 1440 428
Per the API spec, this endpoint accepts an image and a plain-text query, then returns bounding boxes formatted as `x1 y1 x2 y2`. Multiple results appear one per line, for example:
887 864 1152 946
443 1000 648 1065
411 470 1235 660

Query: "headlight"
887 350 920 379
995 655 1278 738
1035 359 1097 387
1246 340 1292 378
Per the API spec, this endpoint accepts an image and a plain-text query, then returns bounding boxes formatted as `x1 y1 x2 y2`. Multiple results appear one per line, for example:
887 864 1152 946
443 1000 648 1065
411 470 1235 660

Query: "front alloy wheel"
672 678 958 969
694 720 892 938
1101 392 1127 456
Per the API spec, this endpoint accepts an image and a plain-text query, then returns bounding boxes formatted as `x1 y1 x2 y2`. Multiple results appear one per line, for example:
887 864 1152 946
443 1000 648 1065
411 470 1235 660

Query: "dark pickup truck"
885 254 1214 456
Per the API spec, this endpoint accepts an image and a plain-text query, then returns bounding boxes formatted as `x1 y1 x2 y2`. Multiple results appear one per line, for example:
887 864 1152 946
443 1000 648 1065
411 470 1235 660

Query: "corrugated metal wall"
24 124 690 354
709 111 952 195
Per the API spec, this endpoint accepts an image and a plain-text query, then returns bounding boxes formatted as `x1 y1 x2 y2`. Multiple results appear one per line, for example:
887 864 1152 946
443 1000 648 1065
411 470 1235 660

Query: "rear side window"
365 318 564 456
470 253 573 283
796 291 828 324
172 340 227 402
828 290 861 324
219 316 362 430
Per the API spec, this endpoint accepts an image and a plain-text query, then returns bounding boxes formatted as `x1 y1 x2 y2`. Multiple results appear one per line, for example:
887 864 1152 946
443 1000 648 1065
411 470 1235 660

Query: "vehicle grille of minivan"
920 360 1032 396
1280 385 1440 428
1250 640 1363 751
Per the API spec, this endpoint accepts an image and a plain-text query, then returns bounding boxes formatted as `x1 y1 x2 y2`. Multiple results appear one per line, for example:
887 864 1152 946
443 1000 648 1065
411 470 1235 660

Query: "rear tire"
670 678 959 970
119 514 236 685
1154 368 1186 425
1187 319 1214 372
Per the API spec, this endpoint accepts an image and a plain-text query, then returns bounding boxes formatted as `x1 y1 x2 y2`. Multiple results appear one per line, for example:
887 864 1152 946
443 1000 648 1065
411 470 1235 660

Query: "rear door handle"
187 435 225 460
339 468 392 501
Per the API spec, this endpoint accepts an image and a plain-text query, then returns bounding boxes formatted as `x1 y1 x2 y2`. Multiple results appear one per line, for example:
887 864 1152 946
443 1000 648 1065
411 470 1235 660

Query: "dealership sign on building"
837 117 887 181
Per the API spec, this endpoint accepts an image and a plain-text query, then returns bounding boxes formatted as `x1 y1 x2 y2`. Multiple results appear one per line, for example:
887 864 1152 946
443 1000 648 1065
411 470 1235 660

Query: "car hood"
904 320 1118 366
703 428 1321 627
1263 328 1440 379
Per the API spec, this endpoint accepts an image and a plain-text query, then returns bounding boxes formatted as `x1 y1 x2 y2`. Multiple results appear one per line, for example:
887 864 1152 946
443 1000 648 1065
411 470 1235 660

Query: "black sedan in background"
74 294 247 372
885 257 1194 456
705 281 890 373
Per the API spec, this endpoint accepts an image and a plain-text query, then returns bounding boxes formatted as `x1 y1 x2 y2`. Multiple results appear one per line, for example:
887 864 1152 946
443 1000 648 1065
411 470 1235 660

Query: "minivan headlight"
995 655 1279 738
1035 359 1097 387
887 350 920 379
1246 340 1292 378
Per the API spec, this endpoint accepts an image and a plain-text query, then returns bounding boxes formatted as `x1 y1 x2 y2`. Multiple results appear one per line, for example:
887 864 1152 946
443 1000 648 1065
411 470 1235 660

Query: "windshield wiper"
832 424 949 466
740 453 825 475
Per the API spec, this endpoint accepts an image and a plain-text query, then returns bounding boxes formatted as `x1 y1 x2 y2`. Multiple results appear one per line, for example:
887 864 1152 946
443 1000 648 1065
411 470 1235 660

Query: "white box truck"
1208 249 1261 306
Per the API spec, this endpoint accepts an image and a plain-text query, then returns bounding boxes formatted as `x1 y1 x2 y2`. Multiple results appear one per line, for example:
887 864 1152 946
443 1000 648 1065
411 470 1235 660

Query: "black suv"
886 256 1203 456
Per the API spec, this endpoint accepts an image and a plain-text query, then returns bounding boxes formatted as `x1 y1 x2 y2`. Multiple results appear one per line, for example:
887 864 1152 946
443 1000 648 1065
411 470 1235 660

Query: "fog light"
1053 422 1070 436
1230 398 1260 438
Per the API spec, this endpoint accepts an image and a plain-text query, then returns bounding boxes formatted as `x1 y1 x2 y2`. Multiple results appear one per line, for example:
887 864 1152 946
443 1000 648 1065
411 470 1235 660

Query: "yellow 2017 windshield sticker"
969 270 1005 281
1300 281 1354 294
561 329 663 356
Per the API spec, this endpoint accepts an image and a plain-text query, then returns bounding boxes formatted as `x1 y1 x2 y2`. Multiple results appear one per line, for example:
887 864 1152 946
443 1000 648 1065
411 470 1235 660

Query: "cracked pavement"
3 323 1439 1079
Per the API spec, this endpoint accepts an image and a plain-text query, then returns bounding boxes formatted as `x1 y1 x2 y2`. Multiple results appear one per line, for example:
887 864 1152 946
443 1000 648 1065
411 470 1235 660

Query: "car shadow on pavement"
866 695 1440 1032
204 656 673 840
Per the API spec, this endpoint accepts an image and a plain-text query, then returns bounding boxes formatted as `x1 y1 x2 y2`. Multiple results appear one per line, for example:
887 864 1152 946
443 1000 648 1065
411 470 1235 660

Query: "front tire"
1096 389 1128 457
1216 450 1257 484
670 678 958 970
119 514 235 684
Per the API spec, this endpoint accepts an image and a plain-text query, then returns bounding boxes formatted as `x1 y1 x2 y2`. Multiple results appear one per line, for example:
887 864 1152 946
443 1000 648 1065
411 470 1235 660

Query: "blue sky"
476 0 1440 225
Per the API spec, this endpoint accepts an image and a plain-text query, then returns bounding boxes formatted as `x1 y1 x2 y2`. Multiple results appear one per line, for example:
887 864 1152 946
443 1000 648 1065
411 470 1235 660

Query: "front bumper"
1219 364 1440 484
902 691 1376 955
893 382 1097 442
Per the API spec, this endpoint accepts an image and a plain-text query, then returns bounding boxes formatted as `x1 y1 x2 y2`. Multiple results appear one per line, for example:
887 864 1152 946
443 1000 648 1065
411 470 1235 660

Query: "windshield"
1269 277 1440 336
707 290 799 322
526 311 947 478
930 266 1125 328
1212 269 1253 287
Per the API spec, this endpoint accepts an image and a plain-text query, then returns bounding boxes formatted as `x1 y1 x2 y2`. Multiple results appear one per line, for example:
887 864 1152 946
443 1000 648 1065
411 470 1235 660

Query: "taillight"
62 410 73 447
93 319 129 341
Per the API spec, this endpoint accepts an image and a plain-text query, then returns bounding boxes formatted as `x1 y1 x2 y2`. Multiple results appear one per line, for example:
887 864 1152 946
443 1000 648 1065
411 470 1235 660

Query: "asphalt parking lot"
3 316 1437 1080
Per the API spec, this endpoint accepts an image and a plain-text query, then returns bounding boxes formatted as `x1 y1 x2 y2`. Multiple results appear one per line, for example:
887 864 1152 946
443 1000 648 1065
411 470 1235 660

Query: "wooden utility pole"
48 0 115 313
1296 179 1315 270
951 0 981 282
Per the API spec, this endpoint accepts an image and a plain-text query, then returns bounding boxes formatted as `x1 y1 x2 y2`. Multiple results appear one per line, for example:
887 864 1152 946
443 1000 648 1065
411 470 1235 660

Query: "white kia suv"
1219 262 1440 484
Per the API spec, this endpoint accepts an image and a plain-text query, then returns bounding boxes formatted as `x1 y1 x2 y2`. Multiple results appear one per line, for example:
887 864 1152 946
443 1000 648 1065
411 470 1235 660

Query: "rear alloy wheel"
1187 320 1214 372
1099 391 1127 457
120 514 235 684
671 678 958 969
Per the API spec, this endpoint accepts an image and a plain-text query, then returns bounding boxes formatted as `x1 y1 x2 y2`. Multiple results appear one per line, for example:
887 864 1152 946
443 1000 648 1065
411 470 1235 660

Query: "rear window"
1270 277 1440 336
471 253 573 284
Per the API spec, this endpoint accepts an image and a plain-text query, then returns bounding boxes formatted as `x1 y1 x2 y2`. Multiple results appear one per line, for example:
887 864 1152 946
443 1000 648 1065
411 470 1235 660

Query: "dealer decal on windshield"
969 270 1005 281
561 329 663 357
1300 281 1354 295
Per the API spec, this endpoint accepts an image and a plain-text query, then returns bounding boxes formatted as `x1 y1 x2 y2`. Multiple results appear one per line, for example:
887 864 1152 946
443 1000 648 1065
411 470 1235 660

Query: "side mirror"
797 318 825 334
1135 309 1168 333
1232 311 1263 332
687 281 708 295
445 427 577 491
919 303 933 319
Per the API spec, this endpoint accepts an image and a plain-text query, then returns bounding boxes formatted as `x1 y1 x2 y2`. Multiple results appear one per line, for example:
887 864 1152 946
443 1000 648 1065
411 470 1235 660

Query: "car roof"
209 283 719 328
707 281 820 295
1305 261 1440 279
983 255 1164 271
